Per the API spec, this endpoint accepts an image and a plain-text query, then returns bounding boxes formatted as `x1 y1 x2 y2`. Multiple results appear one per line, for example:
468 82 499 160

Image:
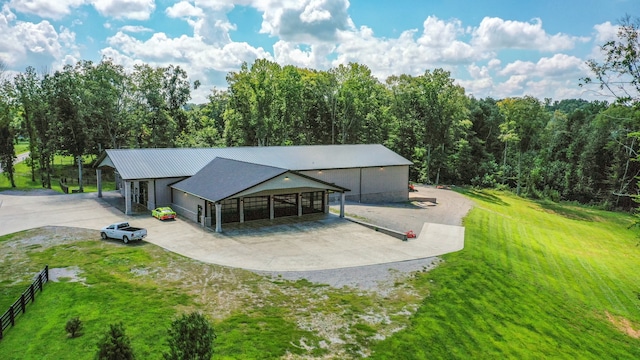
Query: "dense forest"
0 18 638 210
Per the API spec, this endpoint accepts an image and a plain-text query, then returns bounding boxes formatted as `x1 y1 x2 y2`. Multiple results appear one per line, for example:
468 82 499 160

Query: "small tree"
163 312 216 360
96 322 135 360
65 317 83 338
582 15 640 106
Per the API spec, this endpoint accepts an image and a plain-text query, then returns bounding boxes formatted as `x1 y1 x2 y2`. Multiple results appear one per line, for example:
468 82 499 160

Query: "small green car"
152 207 177 220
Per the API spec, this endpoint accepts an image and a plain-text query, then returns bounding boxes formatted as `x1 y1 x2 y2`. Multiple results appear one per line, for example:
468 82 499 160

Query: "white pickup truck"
100 222 147 244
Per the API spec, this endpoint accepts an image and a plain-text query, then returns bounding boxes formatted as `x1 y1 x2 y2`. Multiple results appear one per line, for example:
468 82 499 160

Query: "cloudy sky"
0 0 636 103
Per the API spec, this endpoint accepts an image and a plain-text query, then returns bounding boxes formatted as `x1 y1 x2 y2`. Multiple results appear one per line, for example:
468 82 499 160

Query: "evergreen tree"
96 322 135 360
163 312 216 360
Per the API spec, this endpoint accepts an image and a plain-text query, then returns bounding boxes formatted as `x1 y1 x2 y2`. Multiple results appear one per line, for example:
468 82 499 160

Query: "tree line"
0 18 638 209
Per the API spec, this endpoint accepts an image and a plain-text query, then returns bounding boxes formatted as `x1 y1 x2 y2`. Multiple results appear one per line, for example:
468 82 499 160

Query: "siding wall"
299 168 360 198
153 177 184 209
300 165 409 203
172 189 206 223
361 165 409 203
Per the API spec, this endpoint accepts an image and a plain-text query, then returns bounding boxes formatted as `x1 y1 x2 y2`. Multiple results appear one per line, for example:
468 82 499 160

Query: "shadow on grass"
537 201 596 222
459 188 509 206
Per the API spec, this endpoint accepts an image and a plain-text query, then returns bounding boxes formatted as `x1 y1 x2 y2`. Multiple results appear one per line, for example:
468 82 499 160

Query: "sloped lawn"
371 190 640 359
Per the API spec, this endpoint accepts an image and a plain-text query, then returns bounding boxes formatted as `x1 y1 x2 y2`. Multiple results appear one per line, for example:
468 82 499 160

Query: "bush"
96 322 135 360
65 317 83 338
163 312 216 360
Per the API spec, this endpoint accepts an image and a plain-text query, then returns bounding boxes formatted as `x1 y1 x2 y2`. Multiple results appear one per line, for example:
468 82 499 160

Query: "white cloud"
273 40 333 69
91 0 155 20
593 21 618 43
456 63 494 97
332 16 482 80
103 29 272 74
255 0 354 42
472 17 586 52
417 16 462 47
120 25 153 33
166 1 205 18
8 0 85 20
0 5 78 68
500 54 585 77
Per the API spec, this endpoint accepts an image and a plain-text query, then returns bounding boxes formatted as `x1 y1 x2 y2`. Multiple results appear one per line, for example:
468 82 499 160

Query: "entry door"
197 205 202 223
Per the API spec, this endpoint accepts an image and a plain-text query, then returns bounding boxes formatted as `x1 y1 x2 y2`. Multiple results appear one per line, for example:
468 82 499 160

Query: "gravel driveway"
337 184 474 234
264 185 473 290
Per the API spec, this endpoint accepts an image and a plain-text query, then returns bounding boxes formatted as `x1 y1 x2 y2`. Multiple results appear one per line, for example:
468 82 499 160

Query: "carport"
170 158 349 232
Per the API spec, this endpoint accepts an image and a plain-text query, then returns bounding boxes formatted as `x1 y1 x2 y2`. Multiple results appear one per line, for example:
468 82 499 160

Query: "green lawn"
370 190 640 359
0 154 115 193
1 190 639 359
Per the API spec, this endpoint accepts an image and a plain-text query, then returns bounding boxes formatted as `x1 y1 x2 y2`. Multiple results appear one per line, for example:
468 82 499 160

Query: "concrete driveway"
0 189 470 271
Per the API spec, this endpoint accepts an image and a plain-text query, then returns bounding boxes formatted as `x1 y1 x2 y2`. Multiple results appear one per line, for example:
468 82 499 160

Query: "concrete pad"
0 190 467 272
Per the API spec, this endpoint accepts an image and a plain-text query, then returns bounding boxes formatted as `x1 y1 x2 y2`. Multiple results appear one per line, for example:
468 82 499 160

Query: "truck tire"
123 236 129 244
101 232 107 240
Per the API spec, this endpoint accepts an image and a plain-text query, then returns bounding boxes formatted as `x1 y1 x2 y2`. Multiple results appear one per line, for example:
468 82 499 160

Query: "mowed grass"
371 190 640 359
0 154 115 192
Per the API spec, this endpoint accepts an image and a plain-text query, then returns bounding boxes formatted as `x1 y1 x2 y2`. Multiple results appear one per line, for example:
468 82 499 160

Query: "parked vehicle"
100 222 147 244
152 207 177 220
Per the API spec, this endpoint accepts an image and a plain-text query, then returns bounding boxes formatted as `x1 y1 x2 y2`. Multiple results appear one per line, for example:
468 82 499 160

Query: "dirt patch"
606 311 640 338
49 266 86 283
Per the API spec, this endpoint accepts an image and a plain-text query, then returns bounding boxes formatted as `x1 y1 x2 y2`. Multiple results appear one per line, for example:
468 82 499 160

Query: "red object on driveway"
406 230 416 238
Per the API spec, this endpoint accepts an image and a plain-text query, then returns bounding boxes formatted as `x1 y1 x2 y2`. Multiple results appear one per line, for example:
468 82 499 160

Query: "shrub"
163 312 216 360
96 322 135 360
65 317 83 338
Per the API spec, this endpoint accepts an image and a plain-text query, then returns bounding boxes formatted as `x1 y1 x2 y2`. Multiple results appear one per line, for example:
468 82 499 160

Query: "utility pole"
77 155 83 193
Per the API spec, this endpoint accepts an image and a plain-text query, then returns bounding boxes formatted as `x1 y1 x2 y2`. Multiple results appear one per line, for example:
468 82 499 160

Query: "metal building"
95 144 411 231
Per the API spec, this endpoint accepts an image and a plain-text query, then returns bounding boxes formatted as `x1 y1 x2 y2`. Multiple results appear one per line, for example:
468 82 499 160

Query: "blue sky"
0 0 637 103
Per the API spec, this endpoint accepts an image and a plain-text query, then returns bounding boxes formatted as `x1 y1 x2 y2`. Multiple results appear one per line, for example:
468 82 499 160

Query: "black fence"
0 265 49 340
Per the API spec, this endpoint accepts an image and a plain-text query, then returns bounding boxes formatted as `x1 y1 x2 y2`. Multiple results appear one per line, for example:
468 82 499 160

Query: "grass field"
370 190 640 359
0 190 639 358
0 153 115 193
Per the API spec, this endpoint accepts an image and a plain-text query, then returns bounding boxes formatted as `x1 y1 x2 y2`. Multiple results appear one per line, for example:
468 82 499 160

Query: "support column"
340 192 345 218
239 198 244 223
324 191 329 214
270 195 274 219
124 181 132 215
298 193 302 217
96 169 102 198
215 202 222 233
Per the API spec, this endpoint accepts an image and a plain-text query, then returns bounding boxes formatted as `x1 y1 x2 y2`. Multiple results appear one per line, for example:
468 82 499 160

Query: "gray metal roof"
171 158 287 202
98 144 411 180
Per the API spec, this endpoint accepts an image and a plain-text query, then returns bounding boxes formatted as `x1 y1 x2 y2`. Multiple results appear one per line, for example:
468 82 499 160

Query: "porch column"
298 193 302 217
215 202 222 233
239 198 245 223
324 191 329 214
96 168 102 198
340 192 345 218
124 181 132 215
270 195 275 219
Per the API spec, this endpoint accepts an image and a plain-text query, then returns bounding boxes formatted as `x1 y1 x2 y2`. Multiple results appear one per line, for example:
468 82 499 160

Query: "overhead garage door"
244 196 270 221
274 194 297 218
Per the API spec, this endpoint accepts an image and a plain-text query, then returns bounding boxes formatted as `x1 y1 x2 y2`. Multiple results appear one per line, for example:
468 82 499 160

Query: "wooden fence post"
9 306 14 327
45 265 49 282
30 284 35 304
20 294 25 314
